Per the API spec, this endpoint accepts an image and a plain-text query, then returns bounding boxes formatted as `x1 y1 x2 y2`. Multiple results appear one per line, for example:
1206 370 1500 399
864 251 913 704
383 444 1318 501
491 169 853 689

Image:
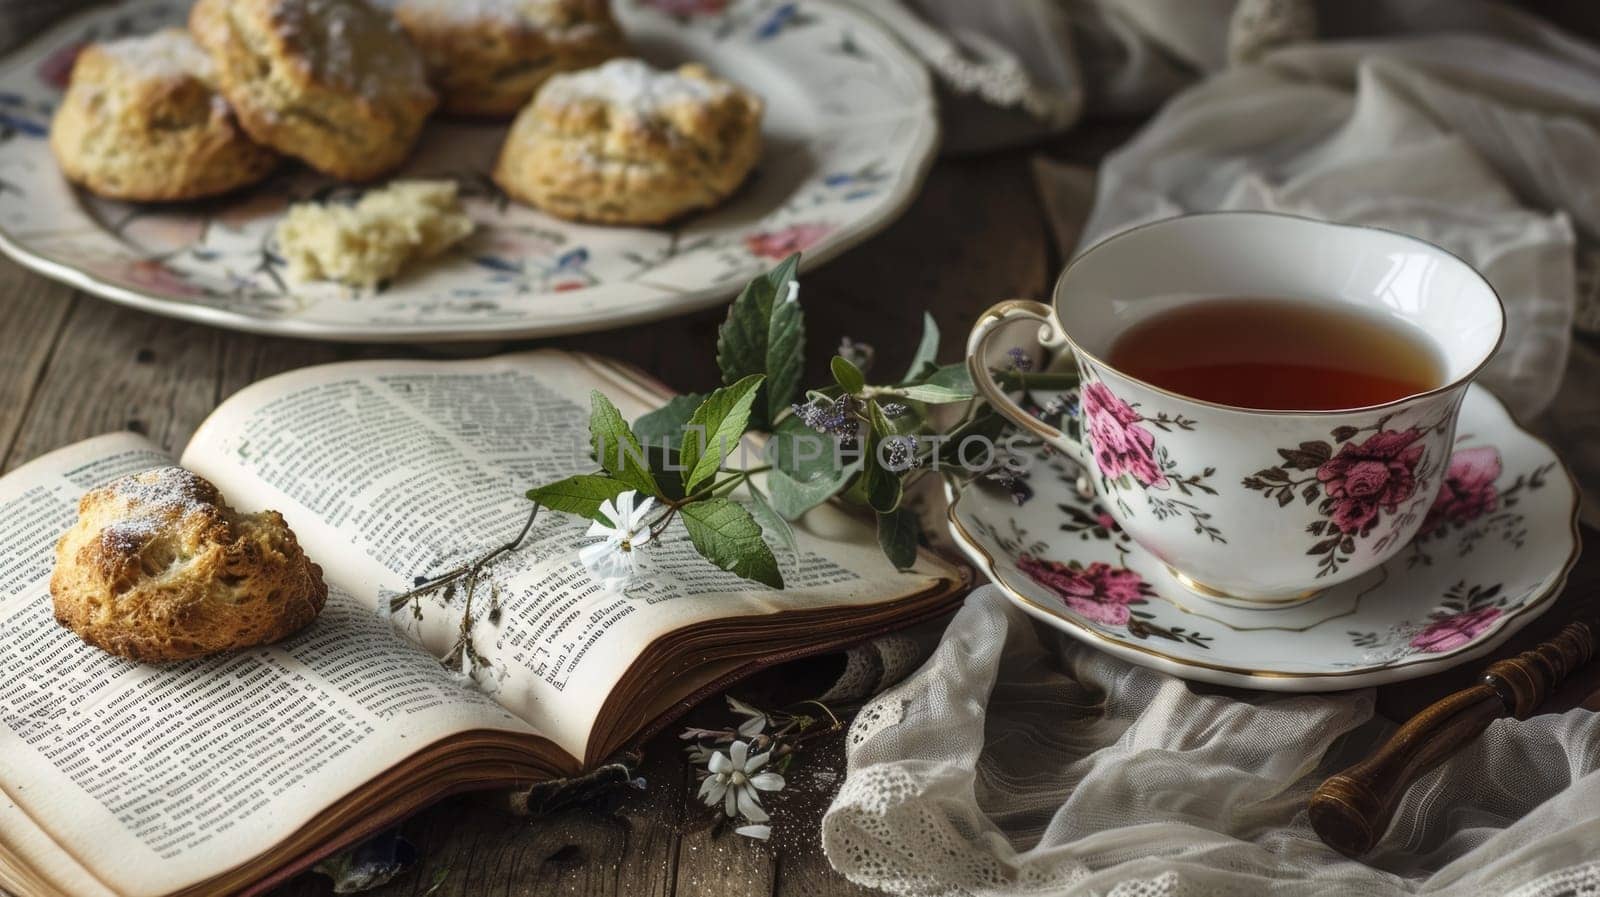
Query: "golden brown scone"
48 29 278 201
394 0 626 118
189 0 437 182
51 467 328 663
494 58 763 225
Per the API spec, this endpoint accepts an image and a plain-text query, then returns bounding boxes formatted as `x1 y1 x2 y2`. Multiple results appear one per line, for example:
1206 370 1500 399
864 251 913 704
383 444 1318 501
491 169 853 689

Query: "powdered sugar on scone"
537 58 734 122
190 0 436 180
97 29 216 82
94 467 217 556
495 58 762 224
399 0 597 31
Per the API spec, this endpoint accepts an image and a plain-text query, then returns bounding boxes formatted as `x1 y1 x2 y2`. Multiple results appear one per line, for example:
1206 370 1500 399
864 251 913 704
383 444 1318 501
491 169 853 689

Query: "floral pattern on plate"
0 0 936 341
947 385 1580 691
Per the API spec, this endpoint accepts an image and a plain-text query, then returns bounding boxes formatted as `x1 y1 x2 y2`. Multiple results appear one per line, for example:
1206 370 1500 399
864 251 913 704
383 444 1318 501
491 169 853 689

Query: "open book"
0 351 968 897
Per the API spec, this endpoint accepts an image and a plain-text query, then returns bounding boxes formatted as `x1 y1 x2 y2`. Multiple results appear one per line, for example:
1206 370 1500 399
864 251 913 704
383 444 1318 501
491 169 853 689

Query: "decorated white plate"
0 0 936 341
946 385 1581 691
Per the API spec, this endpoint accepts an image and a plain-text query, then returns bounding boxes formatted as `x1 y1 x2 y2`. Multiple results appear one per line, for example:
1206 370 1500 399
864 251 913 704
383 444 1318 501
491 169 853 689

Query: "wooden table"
6 7 1600 889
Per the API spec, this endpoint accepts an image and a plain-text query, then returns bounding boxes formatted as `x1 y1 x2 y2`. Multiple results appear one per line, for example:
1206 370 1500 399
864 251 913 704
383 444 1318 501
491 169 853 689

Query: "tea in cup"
967 212 1504 607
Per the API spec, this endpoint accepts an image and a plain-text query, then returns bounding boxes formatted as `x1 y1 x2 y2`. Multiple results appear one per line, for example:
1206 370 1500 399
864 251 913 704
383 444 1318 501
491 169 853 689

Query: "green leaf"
632 393 706 447
863 401 903 513
901 312 940 383
716 254 801 385
877 507 920 571
895 383 975 403
769 413 855 481
680 498 783 588
765 290 806 426
863 454 903 512
998 370 1081 391
590 392 658 497
867 399 895 442
939 409 1010 469
831 356 866 394
745 482 799 566
641 443 686 501
526 475 633 522
681 375 765 492
923 363 975 394
769 458 861 519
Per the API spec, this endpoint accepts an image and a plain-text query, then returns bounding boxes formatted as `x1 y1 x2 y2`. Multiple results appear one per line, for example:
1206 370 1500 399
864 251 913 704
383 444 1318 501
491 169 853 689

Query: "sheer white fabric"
1079 30 1597 417
868 0 1600 414
822 587 1600 896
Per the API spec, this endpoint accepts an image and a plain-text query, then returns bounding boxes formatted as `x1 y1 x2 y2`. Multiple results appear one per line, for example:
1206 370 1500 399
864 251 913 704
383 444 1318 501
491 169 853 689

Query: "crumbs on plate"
273 179 476 289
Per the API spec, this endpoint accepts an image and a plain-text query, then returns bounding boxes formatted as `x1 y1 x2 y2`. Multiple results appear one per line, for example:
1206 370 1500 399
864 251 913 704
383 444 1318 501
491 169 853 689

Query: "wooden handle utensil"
1308 618 1598 858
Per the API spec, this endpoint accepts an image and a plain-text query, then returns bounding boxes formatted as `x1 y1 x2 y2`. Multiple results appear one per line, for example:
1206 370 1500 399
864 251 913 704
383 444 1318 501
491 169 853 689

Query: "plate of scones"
0 0 937 341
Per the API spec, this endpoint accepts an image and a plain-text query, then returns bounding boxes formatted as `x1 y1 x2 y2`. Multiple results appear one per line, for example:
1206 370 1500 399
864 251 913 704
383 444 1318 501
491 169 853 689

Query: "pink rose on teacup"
1081 382 1168 489
1017 555 1149 626
1316 429 1425 536
1409 606 1502 653
1419 446 1501 536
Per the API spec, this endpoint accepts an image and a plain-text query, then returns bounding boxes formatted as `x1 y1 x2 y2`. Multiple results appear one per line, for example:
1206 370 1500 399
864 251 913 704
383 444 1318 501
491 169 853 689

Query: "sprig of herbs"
528 253 1080 587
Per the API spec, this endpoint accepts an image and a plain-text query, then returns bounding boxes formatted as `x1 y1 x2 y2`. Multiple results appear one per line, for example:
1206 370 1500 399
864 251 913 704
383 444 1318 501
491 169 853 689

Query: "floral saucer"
0 0 935 341
945 385 1581 691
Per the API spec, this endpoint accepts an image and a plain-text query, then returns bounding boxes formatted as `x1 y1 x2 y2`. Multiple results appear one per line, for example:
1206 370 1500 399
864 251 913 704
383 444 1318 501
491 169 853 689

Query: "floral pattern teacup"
967 212 1505 606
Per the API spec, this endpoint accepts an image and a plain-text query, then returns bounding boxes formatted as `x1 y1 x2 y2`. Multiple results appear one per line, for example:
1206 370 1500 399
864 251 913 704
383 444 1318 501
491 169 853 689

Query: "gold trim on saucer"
942 387 1584 685
1165 566 1324 608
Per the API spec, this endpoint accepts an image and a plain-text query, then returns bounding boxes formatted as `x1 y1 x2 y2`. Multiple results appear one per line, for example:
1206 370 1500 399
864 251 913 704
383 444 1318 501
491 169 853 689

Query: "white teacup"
967 212 1505 607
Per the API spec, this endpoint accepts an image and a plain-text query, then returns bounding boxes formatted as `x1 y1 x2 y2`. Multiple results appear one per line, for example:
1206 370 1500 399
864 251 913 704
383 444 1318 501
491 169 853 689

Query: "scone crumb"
274 180 476 288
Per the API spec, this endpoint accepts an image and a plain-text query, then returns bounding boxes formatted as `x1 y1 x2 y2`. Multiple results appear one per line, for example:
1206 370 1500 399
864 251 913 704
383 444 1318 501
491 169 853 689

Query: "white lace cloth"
1080 29 1600 417
871 0 1600 399
822 587 1600 897
820 5 1600 892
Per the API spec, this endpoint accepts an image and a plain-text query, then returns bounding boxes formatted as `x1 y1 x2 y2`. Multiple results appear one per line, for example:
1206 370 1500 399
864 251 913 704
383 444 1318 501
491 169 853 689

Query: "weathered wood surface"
6 6 1600 883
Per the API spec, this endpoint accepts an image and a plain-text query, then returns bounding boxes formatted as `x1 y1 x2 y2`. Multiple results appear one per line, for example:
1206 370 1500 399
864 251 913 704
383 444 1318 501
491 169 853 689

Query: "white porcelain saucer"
945 385 1581 691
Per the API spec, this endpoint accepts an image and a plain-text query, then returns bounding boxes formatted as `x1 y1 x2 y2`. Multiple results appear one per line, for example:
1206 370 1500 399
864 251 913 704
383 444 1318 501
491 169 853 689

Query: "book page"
182 351 954 762
0 435 540 897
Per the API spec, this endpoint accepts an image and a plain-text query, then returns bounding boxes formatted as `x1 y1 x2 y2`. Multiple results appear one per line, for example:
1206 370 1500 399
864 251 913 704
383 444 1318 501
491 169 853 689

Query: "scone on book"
190 0 437 182
495 58 763 225
0 354 969 897
48 29 278 201
274 179 476 287
394 0 626 118
51 467 327 663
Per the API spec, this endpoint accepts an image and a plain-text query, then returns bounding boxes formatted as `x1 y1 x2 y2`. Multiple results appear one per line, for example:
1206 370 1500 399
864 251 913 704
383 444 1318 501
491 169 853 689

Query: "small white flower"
735 824 772 841
698 739 784 823
579 490 655 589
727 696 768 738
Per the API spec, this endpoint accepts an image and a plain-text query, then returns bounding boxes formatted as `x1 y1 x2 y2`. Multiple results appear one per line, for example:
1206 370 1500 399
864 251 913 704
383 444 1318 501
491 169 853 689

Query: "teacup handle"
965 299 1094 471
